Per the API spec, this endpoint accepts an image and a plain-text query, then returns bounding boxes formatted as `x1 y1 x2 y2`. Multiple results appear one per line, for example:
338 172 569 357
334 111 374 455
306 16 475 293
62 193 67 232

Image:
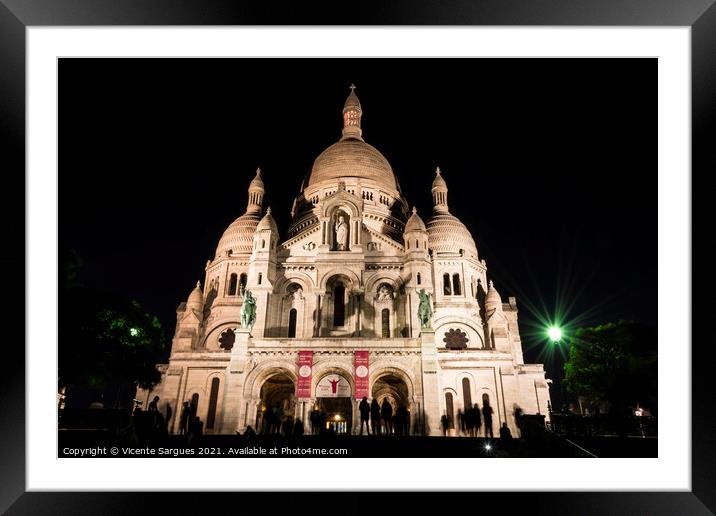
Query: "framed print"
1 0 713 513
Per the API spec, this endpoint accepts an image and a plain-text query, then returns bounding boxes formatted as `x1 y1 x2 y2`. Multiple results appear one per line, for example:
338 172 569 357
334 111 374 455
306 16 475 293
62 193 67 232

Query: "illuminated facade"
137 86 551 436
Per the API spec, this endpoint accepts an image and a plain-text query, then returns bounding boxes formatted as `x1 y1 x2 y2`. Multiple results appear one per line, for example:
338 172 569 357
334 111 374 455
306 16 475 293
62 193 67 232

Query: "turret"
341 84 363 141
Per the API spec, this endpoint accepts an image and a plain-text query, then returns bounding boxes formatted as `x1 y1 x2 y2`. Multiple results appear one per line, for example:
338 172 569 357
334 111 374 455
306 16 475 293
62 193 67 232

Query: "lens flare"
547 326 562 342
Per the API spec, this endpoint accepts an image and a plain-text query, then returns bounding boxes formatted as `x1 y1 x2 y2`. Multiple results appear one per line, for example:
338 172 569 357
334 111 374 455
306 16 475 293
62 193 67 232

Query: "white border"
28 27 690 491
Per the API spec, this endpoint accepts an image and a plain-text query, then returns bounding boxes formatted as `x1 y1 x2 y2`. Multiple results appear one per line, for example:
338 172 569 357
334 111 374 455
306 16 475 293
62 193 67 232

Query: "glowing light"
334 414 341 421
547 326 562 342
130 328 139 337
484 444 491 451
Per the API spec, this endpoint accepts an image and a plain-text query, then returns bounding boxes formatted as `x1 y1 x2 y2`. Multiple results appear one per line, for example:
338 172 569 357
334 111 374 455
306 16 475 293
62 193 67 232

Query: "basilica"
136 86 551 437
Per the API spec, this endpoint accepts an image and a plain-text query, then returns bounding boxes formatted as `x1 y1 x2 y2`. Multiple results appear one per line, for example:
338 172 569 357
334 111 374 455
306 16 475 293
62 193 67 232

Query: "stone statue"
376 284 393 302
334 215 348 251
417 288 433 329
240 287 257 331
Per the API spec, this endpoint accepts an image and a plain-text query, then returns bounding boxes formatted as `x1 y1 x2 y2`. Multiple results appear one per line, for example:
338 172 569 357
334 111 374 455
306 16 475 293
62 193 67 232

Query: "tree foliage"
59 246 165 391
563 321 657 413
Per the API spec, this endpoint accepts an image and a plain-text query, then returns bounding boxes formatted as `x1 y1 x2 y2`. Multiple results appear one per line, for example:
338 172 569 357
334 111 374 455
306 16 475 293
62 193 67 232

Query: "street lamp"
547 326 562 343
546 324 568 412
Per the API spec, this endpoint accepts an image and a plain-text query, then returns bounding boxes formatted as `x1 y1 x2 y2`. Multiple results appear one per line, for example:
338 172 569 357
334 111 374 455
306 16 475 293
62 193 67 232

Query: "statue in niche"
417 288 433 330
334 213 349 251
376 284 393 302
289 284 303 300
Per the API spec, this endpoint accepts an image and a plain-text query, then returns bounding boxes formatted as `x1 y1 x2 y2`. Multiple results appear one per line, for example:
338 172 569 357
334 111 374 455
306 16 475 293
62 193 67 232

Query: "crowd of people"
129 395 518 443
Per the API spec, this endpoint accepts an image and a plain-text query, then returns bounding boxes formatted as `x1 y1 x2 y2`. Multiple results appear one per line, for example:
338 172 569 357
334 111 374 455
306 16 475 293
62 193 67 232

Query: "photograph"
57 57 657 460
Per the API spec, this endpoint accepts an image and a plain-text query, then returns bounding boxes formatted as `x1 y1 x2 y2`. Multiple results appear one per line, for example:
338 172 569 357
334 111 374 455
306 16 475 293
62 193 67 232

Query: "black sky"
59 58 656 391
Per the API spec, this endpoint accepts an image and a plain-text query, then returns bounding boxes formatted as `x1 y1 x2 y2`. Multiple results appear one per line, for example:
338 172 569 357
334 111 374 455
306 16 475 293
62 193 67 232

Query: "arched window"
333 285 345 327
471 280 475 298
206 378 220 430
452 273 462 295
445 392 455 429
462 378 472 410
288 308 297 338
443 273 452 295
416 272 421 285
258 272 263 285
261 239 266 249
228 273 238 296
190 393 199 421
490 330 495 350
239 273 247 290
381 308 390 338
415 239 419 249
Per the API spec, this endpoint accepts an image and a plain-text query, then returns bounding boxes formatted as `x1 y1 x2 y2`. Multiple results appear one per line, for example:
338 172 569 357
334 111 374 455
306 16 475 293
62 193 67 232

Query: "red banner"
296 351 313 398
354 350 369 399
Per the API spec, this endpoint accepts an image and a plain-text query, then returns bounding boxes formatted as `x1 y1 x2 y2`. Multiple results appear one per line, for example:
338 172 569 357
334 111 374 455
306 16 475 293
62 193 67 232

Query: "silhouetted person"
282 416 293 436
472 403 482 437
148 396 160 412
243 425 256 439
310 408 319 435
457 409 465 435
381 399 393 435
482 401 494 438
318 408 327 435
165 404 173 431
395 405 408 437
293 418 304 436
500 422 513 443
179 401 191 435
441 414 450 436
359 397 371 435
188 416 203 445
274 403 284 435
514 406 523 432
370 399 381 435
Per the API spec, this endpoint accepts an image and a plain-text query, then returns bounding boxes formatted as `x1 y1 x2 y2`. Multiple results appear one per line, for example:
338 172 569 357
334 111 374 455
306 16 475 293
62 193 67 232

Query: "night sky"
59 58 656 404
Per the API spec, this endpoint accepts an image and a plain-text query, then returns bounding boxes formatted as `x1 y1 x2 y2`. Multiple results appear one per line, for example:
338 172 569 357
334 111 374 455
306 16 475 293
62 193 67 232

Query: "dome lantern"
246 167 265 214
426 167 479 259
431 167 449 213
341 84 363 141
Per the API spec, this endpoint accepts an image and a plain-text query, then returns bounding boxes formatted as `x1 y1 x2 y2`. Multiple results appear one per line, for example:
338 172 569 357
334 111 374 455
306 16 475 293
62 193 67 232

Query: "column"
314 294 322 337
354 293 362 336
419 330 442 436
221 328 251 433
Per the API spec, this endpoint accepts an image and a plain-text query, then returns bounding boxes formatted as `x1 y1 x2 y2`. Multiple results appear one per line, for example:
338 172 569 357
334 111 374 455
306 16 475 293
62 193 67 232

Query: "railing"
548 413 657 438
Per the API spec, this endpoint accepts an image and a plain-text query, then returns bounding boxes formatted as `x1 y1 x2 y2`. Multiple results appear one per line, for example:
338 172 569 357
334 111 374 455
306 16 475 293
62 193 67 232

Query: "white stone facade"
137 87 551 437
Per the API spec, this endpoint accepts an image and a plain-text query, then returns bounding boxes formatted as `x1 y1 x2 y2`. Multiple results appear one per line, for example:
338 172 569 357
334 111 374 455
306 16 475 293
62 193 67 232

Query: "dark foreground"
58 430 657 458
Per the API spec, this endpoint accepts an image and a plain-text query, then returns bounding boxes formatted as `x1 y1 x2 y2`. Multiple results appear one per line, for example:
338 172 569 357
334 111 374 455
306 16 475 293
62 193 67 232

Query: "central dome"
307 139 399 192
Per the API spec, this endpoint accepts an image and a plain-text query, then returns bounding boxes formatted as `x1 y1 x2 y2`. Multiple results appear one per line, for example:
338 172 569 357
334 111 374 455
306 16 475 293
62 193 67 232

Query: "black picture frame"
1 1 712 513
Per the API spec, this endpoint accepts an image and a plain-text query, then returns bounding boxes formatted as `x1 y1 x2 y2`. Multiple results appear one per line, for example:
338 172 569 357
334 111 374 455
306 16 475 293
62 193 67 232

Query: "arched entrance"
372 374 411 436
258 372 296 435
315 374 352 434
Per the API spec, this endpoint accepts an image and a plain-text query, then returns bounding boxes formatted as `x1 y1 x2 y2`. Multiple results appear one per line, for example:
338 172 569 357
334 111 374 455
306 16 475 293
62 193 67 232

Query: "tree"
59 246 165 392
563 320 657 414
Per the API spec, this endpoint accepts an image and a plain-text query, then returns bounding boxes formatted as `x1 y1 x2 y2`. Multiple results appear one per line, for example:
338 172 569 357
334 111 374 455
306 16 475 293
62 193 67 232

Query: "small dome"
405 207 426 233
426 212 478 258
186 281 203 310
485 280 503 313
307 139 399 193
344 85 362 113
256 207 279 234
432 167 447 191
215 212 262 258
249 168 265 192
